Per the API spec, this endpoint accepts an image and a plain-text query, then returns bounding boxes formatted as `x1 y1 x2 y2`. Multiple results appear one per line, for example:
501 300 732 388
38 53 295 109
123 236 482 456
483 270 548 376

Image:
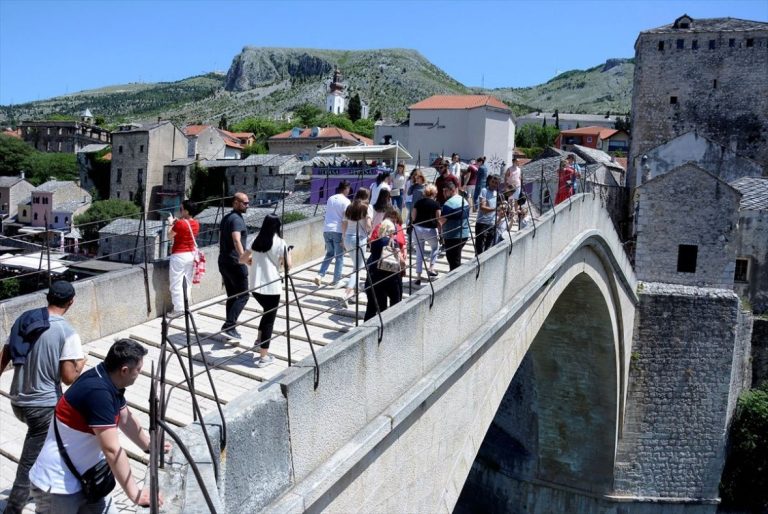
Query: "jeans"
218 261 249 328
391 195 403 210
30 486 117 514
169 251 195 312
474 222 495 255
318 232 344 284
5 405 55 513
405 202 413 225
343 233 366 290
413 225 439 276
252 292 280 349
473 174 487 205
444 238 467 271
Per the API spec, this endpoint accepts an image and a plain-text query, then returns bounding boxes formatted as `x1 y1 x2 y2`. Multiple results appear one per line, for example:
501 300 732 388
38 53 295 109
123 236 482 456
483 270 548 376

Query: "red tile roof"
614 157 628 169
1 128 22 139
559 126 619 140
269 127 373 145
184 125 244 149
409 95 509 111
183 124 209 136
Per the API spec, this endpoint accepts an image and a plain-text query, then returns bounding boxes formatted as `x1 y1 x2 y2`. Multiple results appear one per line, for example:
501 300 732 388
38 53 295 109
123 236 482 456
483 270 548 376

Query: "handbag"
184 220 206 284
54 418 116 501
377 239 402 273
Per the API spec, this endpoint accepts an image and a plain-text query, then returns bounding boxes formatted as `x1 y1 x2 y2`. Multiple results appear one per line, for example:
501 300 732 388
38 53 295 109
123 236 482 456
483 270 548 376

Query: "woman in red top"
167 200 200 315
555 159 578 205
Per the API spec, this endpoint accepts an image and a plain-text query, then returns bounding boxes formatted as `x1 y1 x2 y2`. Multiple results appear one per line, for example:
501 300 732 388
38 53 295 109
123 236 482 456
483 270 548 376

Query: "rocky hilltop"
0 48 632 126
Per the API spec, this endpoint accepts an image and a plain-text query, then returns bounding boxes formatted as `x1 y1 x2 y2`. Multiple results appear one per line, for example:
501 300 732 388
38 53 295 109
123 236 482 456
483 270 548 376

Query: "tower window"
746 38 754 48
676 39 684 49
729 38 735 48
734 258 749 282
670 96 678 104
118 145 123 154
692 40 698 50
709 39 716 49
677 245 698 273
713 79 717 89
658 41 665 51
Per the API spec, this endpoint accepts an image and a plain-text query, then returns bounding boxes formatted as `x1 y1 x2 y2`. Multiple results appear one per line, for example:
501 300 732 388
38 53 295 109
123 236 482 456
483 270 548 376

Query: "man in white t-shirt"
503 157 522 202
315 181 351 287
0 281 86 513
449 153 461 177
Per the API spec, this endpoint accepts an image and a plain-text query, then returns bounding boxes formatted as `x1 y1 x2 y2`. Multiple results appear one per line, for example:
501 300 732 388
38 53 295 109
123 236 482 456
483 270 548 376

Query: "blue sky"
1 0 766 105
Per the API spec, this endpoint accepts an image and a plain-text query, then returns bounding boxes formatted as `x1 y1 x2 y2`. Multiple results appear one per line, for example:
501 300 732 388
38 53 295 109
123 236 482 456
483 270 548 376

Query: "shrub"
719 382 768 512
282 211 307 224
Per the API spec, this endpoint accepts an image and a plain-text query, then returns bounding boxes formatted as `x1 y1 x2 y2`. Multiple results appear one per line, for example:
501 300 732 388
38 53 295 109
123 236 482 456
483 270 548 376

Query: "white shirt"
370 182 391 205
450 162 461 177
391 173 406 196
324 193 351 233
249 235 287 296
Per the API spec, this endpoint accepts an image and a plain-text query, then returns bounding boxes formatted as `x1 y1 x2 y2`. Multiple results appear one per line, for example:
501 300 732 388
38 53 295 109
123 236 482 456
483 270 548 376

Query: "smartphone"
288 245 294 251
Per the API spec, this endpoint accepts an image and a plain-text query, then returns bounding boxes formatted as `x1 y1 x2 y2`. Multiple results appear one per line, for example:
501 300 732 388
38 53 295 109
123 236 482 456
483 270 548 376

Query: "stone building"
730 177 768 314
0 175 34 219
98 218 165 263
224 154 303 201
632 131 764 186
555 127 629 154
77 143 111 200
18 110 110 153
634 163 741 288
628 15 768 188
183 125 244 160
110 121 188 215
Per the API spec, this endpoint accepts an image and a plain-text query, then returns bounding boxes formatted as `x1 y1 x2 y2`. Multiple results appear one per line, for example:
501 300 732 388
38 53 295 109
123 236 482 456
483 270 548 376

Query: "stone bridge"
2 192 744 513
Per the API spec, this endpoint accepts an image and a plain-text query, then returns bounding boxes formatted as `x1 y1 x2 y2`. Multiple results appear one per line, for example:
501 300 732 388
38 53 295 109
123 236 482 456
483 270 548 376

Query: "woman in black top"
411 184 442 285
364 220 403 321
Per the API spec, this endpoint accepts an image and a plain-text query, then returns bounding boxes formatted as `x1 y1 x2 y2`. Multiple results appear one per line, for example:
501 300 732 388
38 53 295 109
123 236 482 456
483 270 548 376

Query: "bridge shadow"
455 273 618 513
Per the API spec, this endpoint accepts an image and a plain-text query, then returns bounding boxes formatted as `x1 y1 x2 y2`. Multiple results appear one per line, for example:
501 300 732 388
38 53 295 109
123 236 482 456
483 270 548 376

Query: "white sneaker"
256 355 275 368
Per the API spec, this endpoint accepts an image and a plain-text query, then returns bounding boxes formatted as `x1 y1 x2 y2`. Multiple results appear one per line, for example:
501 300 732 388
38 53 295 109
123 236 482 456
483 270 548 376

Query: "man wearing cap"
0 280 85 513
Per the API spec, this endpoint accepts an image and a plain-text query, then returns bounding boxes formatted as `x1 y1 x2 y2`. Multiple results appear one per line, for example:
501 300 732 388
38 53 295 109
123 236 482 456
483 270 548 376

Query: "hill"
0 50 633 126
485 58 634 115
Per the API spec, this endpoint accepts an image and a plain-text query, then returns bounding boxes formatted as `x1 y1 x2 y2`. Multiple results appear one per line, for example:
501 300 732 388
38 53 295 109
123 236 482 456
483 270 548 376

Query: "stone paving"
0 213 512 512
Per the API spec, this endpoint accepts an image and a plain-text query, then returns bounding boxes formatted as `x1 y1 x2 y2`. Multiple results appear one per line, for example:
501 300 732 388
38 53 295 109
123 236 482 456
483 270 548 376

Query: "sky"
0 0 766 105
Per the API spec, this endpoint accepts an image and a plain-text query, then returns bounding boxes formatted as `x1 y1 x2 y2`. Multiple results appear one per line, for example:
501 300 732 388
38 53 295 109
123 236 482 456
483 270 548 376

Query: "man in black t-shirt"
218 192 250 341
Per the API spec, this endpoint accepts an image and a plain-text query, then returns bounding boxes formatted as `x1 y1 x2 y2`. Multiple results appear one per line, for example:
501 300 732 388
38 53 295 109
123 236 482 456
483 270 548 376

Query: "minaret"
326 67 346 115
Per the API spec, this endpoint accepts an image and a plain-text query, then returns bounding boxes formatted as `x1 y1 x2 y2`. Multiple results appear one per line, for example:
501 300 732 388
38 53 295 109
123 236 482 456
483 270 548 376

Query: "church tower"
326 67 346 115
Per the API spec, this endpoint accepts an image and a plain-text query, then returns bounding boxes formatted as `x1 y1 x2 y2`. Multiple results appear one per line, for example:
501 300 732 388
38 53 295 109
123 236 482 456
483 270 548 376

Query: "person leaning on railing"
239 214 292 369
364 220 404 321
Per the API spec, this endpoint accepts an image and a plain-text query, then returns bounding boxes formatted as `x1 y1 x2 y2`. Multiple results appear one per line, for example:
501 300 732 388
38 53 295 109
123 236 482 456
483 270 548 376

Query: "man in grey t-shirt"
0 281 85 513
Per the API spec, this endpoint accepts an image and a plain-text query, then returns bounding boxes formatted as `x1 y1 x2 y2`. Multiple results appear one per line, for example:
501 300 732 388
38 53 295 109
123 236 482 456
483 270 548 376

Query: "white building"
375 95 515 170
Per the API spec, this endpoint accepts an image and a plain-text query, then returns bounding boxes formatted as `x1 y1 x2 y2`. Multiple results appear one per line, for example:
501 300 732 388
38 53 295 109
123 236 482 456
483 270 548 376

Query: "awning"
316 142 412 161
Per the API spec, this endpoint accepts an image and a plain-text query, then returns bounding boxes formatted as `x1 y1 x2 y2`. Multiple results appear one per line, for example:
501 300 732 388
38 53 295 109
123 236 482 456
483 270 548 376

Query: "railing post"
182 278 195 421
149 362 160 514
354 238 360 326
284 246 291 366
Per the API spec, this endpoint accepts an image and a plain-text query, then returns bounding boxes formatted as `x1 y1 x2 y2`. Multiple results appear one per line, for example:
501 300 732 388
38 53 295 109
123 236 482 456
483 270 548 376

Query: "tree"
348 93 362 122
0 134 34 175
294 103 323 126
21 152 79 185
73 199 140 250
515 125 559 149
615 113 631 132
373 109 382 121
218 114 228 130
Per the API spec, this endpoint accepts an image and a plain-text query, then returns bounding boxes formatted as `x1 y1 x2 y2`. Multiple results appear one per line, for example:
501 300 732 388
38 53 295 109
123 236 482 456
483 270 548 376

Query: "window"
34 212 38 220
130 191 135 201
734 259 749 282
670 96 678 104
58 127 62 135
65 217 68 223
586 136 593 143
658 41 665 51
139 144 144 153
729 38 735 48
230 175 235 185
692 40 698 50
33 197 40 204
709 39 716 49
118 145 123 154
677 245 698 273
243 176 246 185
117 168 122 183
746 38 754 48
676 39 684 49
57 142 62 151
43 197 48 205
168 172 172 183
117 192 120 199
22 209 26 217
713 79 718 89
54 216 59 223
137 168 143 183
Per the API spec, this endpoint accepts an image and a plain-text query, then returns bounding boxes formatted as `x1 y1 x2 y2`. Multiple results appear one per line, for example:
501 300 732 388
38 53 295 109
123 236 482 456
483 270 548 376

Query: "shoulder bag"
377 239 402 273
185 220 206 284
54 418 116 501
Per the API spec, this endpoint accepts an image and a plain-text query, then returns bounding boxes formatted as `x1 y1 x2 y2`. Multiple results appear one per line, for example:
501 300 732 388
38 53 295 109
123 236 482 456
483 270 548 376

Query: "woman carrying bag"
363 220 404 321
239 214 292 368
167 200 200 316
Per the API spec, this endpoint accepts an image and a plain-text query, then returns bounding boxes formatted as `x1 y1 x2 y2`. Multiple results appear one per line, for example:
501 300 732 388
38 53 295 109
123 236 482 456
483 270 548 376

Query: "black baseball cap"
48 280 75 303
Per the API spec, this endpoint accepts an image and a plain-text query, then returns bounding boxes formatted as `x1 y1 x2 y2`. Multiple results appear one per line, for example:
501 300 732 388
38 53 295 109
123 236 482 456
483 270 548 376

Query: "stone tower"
628 14 768 188
326 67 346 115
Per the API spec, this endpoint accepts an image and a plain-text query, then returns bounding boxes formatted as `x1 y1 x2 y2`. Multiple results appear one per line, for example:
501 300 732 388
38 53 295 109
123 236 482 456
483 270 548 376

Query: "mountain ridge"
0 48 632 126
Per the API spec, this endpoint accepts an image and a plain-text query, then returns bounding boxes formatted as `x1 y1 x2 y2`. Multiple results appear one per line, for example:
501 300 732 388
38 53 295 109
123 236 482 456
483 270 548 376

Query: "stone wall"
629 24 768 186
613 282 747 501
634 164 740 288
734 209 768 314
751 318 768 387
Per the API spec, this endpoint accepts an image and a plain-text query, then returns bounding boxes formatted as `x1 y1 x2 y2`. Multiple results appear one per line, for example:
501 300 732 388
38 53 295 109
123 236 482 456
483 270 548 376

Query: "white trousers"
169 251 195 311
